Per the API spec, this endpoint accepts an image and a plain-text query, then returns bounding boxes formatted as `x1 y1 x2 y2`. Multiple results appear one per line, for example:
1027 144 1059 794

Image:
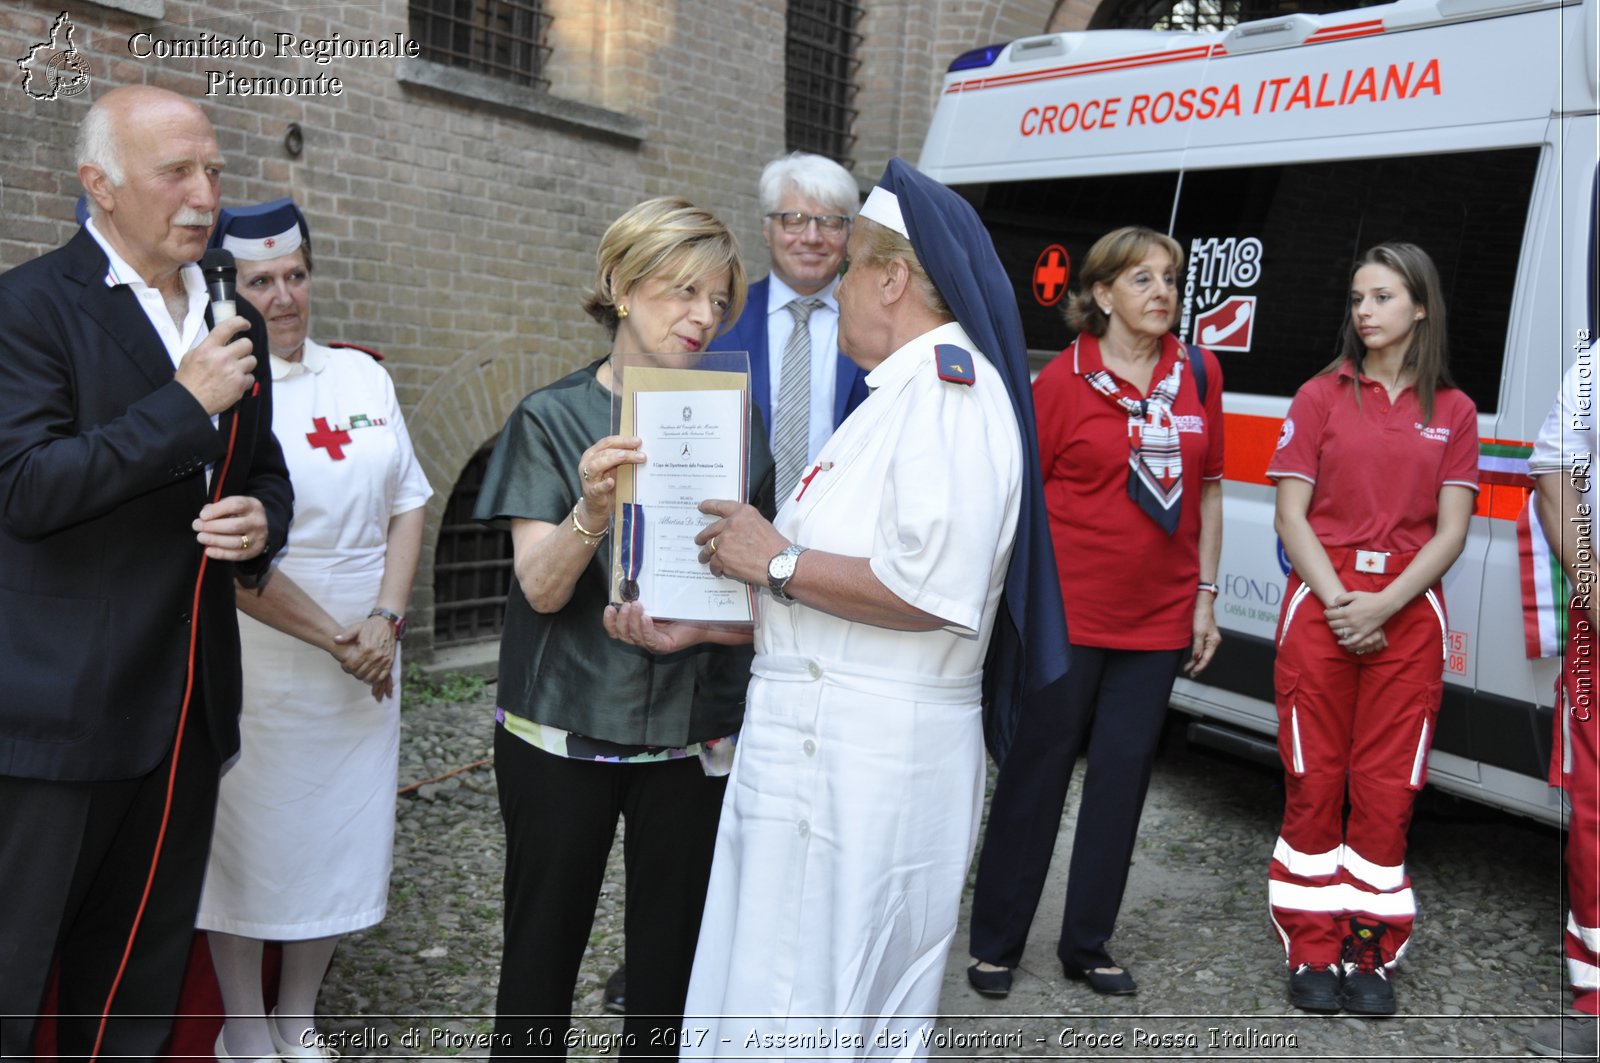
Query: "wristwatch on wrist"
369 607 407 639
766 544 809 601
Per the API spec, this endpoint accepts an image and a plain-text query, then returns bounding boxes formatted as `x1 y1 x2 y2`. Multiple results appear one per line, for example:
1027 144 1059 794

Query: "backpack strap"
1185 342 1208 406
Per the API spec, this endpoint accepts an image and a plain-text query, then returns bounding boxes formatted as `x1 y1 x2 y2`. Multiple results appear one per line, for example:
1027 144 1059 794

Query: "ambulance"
919 0 1598 825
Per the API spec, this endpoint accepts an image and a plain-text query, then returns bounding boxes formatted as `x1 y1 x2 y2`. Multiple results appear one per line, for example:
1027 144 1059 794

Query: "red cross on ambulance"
1033 244 1070 307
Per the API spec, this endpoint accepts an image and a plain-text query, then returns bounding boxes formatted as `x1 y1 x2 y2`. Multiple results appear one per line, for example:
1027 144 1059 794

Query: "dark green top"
475 360 776 747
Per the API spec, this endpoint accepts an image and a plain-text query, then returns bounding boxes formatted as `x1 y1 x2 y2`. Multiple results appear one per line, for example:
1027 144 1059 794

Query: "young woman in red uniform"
1267 243 1478 1016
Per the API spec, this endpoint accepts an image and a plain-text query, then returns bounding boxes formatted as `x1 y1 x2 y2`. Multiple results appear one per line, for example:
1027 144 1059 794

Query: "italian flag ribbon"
1519 491 1568 659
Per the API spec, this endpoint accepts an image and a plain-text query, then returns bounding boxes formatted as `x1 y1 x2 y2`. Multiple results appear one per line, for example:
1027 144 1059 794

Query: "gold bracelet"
571 502 608 545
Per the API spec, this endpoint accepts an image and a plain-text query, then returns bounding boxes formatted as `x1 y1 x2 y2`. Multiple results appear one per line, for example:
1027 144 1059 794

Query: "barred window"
433 443 513 647
785 0 862 167
409 0 552 89
1095 0 1384 31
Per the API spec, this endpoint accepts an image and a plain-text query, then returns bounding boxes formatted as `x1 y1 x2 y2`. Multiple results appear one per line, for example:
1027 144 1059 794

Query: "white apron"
196 341 430 939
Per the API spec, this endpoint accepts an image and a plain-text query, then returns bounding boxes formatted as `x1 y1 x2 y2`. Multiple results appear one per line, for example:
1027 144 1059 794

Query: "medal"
618 502 644 604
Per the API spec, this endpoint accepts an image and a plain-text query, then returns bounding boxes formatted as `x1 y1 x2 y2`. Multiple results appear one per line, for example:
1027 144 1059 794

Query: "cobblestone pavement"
316 683 1574 1060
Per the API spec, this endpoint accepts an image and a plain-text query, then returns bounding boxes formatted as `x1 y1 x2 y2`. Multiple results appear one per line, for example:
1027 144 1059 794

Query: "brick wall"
854 0 1056 177
1049 0 1101 30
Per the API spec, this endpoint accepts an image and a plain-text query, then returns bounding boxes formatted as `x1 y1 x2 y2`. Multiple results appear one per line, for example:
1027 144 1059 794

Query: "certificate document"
610 358 754 623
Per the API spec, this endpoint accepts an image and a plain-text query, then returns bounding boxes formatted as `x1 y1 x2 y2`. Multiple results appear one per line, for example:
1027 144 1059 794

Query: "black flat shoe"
1066 963 1138 995
966 962 1012 998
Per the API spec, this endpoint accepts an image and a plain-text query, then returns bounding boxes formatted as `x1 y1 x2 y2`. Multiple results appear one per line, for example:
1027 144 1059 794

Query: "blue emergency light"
946 43 1005 71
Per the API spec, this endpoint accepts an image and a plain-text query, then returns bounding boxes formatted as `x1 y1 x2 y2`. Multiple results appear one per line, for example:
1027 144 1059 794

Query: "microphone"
201 248 238 322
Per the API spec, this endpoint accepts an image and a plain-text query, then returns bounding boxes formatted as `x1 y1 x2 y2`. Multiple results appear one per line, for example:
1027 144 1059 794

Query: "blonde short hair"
583 197 746 338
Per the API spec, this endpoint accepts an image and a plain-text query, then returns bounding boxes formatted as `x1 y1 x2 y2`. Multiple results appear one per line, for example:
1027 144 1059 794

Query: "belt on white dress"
752 653 982 703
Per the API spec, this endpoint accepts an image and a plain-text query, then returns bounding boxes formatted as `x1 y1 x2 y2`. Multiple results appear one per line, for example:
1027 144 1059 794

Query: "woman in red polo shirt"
1267 243 1478 1017
966 225 1223 999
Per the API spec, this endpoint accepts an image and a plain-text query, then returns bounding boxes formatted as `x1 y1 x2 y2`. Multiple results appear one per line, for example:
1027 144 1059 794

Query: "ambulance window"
1169 147 1538 413
957 172 1181 360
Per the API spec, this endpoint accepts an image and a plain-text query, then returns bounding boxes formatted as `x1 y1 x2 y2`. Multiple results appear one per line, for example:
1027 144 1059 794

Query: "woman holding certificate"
474 196 774 1059
606 160 1070 1057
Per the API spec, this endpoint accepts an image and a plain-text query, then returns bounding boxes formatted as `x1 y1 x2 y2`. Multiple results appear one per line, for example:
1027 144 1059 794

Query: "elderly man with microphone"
0 85 291 1060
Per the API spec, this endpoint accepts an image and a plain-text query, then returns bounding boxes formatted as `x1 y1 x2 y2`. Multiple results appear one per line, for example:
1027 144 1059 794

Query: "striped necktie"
772 297 821 498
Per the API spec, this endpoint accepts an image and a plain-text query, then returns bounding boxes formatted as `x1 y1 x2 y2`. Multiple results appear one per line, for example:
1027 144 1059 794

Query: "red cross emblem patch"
307 416 352 460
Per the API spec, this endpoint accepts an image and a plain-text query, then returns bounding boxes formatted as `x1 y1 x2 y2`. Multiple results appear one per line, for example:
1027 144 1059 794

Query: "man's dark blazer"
710 276 869 439
0 228 293 782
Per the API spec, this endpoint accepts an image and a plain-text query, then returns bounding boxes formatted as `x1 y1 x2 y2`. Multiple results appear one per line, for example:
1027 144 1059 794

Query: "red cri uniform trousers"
1557 605 1600 1015
1268 548 1447 969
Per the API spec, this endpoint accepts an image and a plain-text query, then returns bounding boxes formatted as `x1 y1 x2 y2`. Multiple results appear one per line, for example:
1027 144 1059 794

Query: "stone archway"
402 346 574 664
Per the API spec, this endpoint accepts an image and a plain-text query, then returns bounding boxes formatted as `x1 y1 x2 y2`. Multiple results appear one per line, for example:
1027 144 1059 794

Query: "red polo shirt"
1268 362 1479 552
1035 333 1225 650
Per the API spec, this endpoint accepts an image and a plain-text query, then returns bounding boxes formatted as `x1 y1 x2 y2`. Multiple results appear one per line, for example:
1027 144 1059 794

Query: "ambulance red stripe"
1220 411 1530 521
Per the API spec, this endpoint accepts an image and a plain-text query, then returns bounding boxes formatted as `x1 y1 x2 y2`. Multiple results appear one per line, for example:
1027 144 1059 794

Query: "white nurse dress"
683 322 1021 1059
196 340 431 939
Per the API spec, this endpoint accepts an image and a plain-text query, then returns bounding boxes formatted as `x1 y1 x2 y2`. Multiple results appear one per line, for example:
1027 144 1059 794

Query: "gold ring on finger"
581 466 591 482
709 537 719 556
240 534 250 550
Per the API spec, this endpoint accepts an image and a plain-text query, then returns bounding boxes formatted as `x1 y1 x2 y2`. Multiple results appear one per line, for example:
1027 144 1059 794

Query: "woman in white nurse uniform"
194 200 432 1063
606 159 1070 1059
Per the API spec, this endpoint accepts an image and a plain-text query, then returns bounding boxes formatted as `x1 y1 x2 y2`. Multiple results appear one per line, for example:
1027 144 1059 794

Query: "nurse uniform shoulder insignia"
934 344 975 386
328 340 385 362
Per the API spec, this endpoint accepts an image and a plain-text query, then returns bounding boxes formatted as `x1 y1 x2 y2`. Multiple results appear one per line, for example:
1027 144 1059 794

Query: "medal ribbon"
619 503 645 593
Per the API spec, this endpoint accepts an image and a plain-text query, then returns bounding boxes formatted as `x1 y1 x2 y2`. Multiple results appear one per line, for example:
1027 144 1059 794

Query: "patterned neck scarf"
1082 350 1186 535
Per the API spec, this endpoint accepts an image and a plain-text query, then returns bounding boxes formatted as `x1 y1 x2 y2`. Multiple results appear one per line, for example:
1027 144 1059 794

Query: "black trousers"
0 698 221 1062
490 726 726 1060
968 644 1183 971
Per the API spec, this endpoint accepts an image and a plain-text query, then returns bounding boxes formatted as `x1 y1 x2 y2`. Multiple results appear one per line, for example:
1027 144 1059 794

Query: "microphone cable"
86 375 257 1063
